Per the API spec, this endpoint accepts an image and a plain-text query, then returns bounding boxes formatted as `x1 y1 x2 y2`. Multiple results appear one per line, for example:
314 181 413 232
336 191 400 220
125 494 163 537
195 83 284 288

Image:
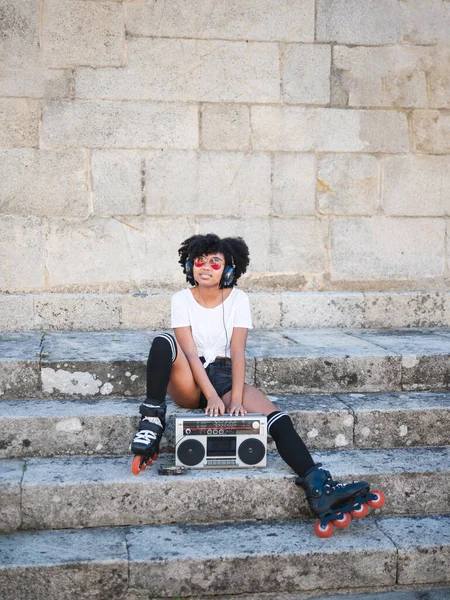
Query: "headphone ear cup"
185 260 194 285
222 265 235 287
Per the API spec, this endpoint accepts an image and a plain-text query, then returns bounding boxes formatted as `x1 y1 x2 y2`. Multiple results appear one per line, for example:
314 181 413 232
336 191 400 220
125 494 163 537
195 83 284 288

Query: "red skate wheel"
333 512 352 529
314 521 334 538
350 503 369 519
131 455 143 475
367 490 385 509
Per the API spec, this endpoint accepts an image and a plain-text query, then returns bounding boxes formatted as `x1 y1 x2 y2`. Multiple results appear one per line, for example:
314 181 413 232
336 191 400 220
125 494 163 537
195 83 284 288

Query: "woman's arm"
228 327 248 416
173 326 225 416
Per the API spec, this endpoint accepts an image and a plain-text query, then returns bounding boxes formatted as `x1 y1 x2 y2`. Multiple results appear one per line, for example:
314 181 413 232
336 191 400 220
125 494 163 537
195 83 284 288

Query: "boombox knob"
238 438 265 466
177 439 205 467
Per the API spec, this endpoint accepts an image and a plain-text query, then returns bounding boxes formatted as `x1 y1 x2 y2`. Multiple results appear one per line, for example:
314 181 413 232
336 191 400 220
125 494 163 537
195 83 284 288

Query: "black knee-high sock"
146 333 177 404
267 411 315 477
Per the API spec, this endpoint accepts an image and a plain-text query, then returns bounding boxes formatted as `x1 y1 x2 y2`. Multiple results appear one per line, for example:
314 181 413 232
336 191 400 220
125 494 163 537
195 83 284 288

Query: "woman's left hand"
228 401 247 416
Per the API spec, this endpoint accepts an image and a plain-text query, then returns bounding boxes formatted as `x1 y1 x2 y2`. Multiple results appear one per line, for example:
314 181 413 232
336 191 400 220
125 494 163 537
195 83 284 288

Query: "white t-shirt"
171 287 253 367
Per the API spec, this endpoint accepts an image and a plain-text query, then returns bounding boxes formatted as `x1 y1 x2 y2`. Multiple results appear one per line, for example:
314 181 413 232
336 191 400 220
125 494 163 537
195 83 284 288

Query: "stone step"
1 447 448 533
1 328 450 399
217 588 450 600
1 391 449 459
0 515 449 599
2 291 450 332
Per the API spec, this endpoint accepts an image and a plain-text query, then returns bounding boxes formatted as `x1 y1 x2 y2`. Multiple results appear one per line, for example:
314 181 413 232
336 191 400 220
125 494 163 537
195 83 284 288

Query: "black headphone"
185 258 235 288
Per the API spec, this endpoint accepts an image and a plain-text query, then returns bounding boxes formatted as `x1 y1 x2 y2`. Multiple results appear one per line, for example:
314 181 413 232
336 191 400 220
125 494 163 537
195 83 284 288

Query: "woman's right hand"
205 395 226 417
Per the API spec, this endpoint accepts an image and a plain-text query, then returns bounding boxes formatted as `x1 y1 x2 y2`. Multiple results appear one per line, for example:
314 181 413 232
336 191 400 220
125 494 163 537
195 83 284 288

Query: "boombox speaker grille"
177 439 205 466
238 438 266 465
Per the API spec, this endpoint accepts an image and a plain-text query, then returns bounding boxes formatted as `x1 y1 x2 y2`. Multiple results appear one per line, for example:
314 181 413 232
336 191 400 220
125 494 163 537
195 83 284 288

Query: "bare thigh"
167 341 201 409
222 384 277 415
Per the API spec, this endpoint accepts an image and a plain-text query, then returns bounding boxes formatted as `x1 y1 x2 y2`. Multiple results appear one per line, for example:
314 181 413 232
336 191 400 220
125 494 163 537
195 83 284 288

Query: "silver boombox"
175 413 267 468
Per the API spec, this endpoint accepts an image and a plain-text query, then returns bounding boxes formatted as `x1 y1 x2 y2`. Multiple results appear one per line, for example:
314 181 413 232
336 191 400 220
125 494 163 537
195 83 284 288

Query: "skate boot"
296 463 385 538
131 399 167 475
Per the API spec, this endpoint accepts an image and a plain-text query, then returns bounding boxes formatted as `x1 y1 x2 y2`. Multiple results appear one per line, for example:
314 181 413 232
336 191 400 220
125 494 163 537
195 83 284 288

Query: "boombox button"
213 429 218 434
219 429 224 434
207 429 212 435
252 421 260 429
185 429 191 435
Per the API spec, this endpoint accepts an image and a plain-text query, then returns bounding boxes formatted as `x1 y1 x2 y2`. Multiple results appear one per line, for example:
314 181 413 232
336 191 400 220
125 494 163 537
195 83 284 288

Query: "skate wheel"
333 512 352 529
367 490 385 509
314 520 334 538
131 455 146 476
350 502 369 519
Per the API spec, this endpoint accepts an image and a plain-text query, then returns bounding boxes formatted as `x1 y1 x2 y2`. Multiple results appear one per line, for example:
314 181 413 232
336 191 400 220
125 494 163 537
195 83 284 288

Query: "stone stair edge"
0 515 449 599
1 290 450 331
1 447 449 533
1 392 449 459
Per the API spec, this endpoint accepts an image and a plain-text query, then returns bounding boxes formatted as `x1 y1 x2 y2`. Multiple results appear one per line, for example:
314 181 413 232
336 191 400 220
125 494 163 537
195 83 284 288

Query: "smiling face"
193 253 225 287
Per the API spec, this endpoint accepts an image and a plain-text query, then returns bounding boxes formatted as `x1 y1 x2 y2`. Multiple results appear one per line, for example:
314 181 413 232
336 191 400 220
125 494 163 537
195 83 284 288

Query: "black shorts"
198 357 233 409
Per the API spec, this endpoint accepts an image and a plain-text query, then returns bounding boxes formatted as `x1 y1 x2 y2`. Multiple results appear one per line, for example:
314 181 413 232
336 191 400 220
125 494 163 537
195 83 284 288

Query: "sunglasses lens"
210 263 222 270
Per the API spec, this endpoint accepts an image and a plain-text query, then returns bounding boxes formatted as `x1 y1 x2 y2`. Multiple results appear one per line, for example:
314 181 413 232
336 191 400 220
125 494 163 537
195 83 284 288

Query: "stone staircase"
0 328 449 600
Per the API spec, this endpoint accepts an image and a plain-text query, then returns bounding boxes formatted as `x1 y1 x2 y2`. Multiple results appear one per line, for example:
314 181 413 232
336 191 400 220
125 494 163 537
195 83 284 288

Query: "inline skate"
131 400 166 475
296 463 385 538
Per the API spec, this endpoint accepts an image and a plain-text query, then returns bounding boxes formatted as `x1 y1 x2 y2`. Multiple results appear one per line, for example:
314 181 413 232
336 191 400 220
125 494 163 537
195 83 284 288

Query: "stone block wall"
0 0 449 302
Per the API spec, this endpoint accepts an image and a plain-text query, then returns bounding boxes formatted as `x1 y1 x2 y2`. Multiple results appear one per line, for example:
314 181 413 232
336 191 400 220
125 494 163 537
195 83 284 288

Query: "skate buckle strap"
139 401 166 421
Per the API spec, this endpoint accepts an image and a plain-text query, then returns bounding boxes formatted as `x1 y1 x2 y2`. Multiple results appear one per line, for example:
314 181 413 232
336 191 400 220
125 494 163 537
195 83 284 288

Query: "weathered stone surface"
398 0 450 44
317 0 398 45
251 328 401 394
0 460 23 533
40 331 156 397
0 149 89 217
34 294 121 330
120 294 171 330
144 150 197 215
382 156 450 216
0 98 39 148
281 292 365 328
42 100 199 149
411 110 450 155
272 153 316 216
0 528 129 600
331 218 446 281
0 294 34 332
0 0 40 61
364 292 448 328
272 395 354 450
145 150 271 217
45 217 192 289
282 44 331 105
0 398 141 459
198 152 271 217
351 329 450 391
250 294 282 328
92 150 142 216
19 455 300 530
0 216 45 291
377 515 450 585
127 519 396 596
342 392 450 449
251 107 409 152
42 0 124 68
126 0 315 42
76 38 280 103
332 46 448 109
0 333 42 398
269 218 328 272
201 104 250 151
317 154 379 216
